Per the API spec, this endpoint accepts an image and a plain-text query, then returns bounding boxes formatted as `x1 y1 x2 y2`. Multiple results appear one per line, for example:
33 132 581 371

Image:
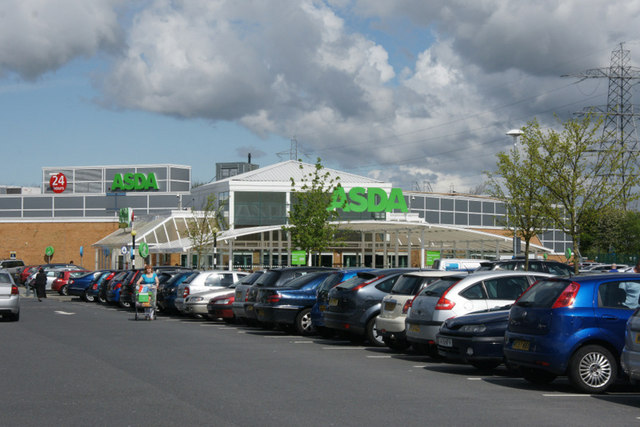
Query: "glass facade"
235 192 287 226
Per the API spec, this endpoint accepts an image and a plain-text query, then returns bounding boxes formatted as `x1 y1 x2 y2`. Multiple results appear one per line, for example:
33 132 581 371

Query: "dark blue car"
436 305 511 370
504 273 640 393
88 271 117 303
253 271 334 335
157 271 197 314
311 268 374 337
68 270 110 301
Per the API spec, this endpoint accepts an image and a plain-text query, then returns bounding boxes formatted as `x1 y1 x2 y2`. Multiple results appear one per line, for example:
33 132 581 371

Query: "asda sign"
111 173 159 191
327 187 408 213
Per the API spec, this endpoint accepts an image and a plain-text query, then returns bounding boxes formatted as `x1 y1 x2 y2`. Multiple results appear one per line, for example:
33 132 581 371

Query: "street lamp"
131 229 137 269
506 129 523 258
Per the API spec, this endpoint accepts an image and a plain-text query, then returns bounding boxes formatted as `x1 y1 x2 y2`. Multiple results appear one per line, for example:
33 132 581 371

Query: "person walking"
34 268 47 302
136 264 159 318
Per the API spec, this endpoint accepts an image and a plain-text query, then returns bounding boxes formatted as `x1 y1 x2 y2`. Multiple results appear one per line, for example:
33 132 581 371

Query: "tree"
283 158 342 265
523 113 640 274
486 132 552 269
186 194 226 268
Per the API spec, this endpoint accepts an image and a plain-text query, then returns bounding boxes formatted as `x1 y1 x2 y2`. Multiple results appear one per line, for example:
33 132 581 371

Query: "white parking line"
294 341 313 344
322 347 363 350
366 355 392 359
54 311 75 315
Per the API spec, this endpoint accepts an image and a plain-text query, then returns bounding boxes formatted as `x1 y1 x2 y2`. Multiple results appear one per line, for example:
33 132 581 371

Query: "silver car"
405 271 553 354
376 271 464 350
0 269 20 321
622 306 640 381
184 271 264 318
174 270 249 314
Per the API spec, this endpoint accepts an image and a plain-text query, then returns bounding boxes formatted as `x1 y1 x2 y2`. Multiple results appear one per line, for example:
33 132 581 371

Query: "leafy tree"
486 133 552 269
523 113 640 274
186 194 226 268
283 158 341 265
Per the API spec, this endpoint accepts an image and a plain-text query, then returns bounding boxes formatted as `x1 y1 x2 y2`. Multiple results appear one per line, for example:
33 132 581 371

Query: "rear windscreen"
418 277 461 297
515 279 569 308
391 275 435 295
254 271 281 287
336 273 378 290
317 273 345 293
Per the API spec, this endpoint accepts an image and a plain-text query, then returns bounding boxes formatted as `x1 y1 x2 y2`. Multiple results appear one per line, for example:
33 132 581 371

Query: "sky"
1 0 640 192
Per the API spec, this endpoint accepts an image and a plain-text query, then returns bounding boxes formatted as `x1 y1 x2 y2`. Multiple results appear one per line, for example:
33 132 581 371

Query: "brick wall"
0 222 119 268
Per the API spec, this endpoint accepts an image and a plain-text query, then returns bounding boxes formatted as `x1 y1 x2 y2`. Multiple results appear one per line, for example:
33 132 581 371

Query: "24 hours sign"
49 173 67 193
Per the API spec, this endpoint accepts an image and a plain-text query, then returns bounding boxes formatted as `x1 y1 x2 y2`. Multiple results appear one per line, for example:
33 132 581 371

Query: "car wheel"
382 335 411 351
365 317 386 347
520 367 557 385
568 345 617 393
84 291 95 303
98 293 107 304
59 285 69 296
294 308 315 335
470 360 502 371
119 299 132 309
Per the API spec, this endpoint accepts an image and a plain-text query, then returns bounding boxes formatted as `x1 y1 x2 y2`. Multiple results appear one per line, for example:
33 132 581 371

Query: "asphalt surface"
2 290 640 426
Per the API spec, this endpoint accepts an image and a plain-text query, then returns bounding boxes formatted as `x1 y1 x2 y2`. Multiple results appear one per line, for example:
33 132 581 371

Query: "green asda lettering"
111 173 159 191
327 187 408 213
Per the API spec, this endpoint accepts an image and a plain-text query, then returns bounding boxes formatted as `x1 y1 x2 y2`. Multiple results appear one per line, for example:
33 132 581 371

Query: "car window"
547 263 573 276
375 275 401 293
460 283 485 299
598 281 640 309
528 262 544 272
204 273 223 286
484 276 530 300
391 275 432 295
317 273 346 293
337 273 379 290
420 277 461 297
0 272 12 283
516 279 569 308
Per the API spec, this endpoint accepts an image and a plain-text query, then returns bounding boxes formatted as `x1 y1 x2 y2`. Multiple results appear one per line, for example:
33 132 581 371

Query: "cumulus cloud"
3 0 640 192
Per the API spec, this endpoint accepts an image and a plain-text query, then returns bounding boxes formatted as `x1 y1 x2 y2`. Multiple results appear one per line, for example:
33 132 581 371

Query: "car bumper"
621 347 640 380
231 302 247 319
436 333 504 363
323 311 365 334
184 303 209 316
243 302 258 320
376 315 406 334
0 297 20 314
405 319 442 344
255 304 303 325
208 306 234 319
68 287 87 296
503 333 567 375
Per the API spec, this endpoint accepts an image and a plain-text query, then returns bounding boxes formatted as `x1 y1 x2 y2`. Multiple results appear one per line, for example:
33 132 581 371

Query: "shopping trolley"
134 284 157 320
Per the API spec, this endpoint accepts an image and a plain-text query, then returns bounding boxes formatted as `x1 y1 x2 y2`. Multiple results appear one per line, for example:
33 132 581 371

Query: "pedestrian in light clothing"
34 268 47 302
136 264 159 318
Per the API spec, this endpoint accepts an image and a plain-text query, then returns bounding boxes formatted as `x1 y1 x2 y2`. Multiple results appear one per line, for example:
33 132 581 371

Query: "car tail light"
551 282 580 309
183 287 190 298
11 285 19 295
435 284 457 310
402 297 415 314
115 283 122 290
92 283 98 290
267 294 281 303
69 280 75 285
351 275 384 292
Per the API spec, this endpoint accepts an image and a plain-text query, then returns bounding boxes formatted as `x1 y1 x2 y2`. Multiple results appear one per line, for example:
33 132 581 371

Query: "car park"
184 271 263 318
504 273 640 393
51 269 90 295
311 268 374 337
475 259 575 276
0 269 19 321
238 267 335 325
376 270 464 351
323 268 417 346
174 270 249 314
436 304 512 370
406 271 552 355
254 271 335 335
0 259 25 283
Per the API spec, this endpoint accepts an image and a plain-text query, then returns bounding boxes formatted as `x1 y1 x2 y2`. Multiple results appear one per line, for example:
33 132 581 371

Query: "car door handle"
601 315 619 320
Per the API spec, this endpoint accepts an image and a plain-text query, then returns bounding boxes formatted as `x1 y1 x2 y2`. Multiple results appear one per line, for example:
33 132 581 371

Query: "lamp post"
506 129 524 258
131 229 137 269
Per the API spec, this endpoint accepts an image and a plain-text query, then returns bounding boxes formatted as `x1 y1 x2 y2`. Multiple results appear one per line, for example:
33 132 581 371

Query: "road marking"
322 347 363 350
264 335 297 339
294 341 313 344
366 355 392 359
54 311 75 315
412 365 428 368
542 394 592 397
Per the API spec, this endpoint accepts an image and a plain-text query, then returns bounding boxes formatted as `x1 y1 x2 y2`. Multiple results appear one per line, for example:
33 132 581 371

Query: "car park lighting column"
506 128 524 258
131 229 137 269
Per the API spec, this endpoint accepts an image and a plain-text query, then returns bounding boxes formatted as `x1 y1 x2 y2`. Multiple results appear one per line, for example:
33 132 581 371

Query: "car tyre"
119 299 132 309
294 308 315 335
365 317 386 347
520 367 557 385
84 290 95 303
568 345 617 393
59 285 69 296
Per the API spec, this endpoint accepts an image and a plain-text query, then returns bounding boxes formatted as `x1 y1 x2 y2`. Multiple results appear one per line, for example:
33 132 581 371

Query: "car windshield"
278 272 325 289
336 272 379 290
515 279 569 308
391 275 436 295
254 270 282 287
419 277 461 297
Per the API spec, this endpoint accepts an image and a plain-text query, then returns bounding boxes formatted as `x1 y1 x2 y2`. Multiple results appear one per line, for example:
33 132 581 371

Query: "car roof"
402 270 467 278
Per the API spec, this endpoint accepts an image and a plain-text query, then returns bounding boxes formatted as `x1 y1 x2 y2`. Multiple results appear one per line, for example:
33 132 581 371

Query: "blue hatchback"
504 273 640 393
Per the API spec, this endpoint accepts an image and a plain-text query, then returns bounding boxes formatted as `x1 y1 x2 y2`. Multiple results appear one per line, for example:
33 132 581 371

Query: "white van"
431 258 487 271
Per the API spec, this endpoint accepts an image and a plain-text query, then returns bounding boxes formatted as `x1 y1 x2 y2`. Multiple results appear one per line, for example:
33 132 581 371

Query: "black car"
475 259 574 276
242 267 336 325
436 305 512 370
156 271 198 314
323 268 418 346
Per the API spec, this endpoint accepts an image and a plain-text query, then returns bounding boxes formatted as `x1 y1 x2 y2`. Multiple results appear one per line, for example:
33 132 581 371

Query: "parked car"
323 268 417 346
26 267 79 291
207 293 236 323
51 269 89 295
105 270 134 305
68 270 110 301
622 304 640 382
436 305 512 370
376 270 465 351
157 271 198 314
117 269 144 309
432 258 488 271
237 267 334 325
86 270 116 302
475 259 575 276
406 271 552 355
0 259 25 283
17 265 39 284
184 271 263 318
254 271 335 335
311 268 374 337
504 273 640 393
174 271 249 314
0 269 19 321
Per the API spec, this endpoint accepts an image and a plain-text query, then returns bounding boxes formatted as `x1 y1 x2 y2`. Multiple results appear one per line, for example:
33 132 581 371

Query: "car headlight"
190 297 204 302
459 324 487 334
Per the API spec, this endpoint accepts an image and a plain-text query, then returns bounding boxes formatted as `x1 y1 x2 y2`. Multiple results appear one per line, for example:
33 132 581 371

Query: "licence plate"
319 304 326 312
408 323 420 333
246 305 253 311
257 309 264 317
636 333 640 344
329 298 338 307
438 337 452 348
512 339 530 351
235 291 242 298
384 301 396 312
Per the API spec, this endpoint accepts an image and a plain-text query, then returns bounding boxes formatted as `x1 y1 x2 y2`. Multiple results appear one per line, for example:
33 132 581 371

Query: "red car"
19 266 39 285
207 292 235 323
52 270 89 295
